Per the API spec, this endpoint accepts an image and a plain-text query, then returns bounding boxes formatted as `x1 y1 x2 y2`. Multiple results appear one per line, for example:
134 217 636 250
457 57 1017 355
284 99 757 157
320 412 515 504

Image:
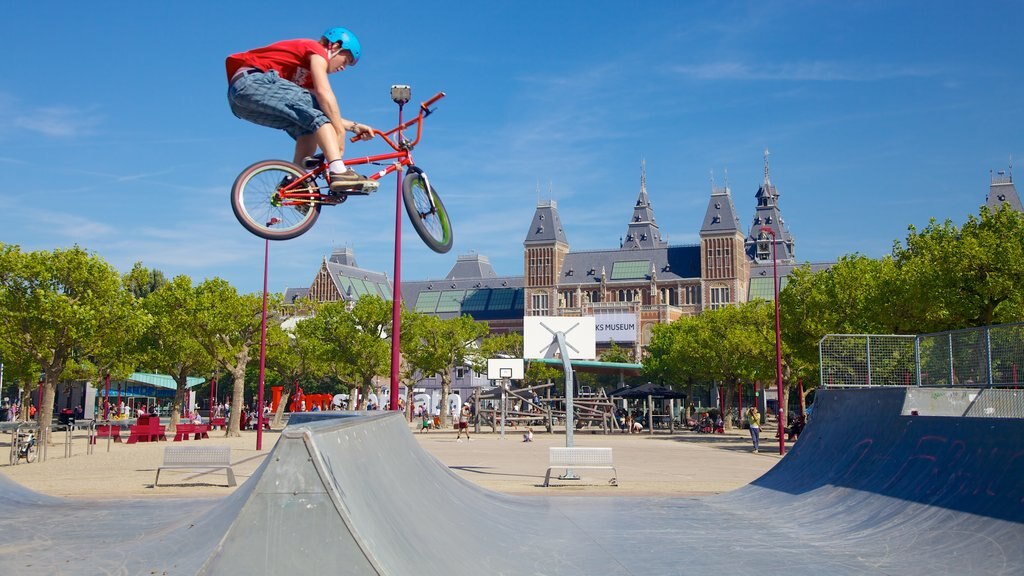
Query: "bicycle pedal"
331 181 379 195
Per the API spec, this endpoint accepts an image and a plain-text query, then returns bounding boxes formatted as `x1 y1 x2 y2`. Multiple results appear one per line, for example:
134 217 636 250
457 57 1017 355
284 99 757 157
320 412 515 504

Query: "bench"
90 424 122 444
209 417 226 430
543 447 617 487
126 423 167 444
173 423 210 441
154 446 236 487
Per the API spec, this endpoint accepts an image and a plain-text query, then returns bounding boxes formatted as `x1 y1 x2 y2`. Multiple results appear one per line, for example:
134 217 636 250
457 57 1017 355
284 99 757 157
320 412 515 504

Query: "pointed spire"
763 148 771 186
641 158 647 195
620 159 667 249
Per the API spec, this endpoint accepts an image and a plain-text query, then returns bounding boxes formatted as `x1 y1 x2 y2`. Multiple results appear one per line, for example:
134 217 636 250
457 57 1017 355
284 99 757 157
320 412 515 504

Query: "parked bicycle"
230 89 453 253
10 430 37 464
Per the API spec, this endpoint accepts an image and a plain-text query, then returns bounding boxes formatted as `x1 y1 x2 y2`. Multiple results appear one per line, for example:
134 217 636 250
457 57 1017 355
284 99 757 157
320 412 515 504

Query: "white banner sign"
594 313 637 343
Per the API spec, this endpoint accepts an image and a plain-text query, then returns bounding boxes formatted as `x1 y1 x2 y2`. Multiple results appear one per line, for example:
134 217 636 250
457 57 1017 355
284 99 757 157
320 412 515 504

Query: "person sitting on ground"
226 27 377 194
523 427 534 442
630 418 644 433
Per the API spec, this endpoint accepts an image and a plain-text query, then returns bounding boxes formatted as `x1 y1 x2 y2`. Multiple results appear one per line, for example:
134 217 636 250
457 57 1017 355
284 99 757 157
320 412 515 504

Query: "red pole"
737 382 743 422
388 98 405 412
256 219 278 451
208 373 214 422
103 373 111 420
798 378 805 417
762 226 785 456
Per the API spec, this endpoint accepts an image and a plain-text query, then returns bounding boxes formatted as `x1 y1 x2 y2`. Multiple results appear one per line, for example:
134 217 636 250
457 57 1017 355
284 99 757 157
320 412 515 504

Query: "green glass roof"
488 288 515 310
749 276 789 301
462 289 489 311
337 276 355 296
436 290 465 313
611 260 650 280
414 291 441 312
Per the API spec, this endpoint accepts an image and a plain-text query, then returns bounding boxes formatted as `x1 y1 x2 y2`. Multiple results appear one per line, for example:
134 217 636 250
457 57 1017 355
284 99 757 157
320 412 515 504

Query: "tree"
264 311 308 427
893 205 1024 330
141 275 213 433
403 314 488 423
193 279 263 436
0 244 133 435
124 262 169 299
297 297 392 409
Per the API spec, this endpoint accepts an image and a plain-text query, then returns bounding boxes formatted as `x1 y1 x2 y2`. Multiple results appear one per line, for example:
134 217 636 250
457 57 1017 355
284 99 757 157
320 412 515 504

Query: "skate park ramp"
0 387 1022 575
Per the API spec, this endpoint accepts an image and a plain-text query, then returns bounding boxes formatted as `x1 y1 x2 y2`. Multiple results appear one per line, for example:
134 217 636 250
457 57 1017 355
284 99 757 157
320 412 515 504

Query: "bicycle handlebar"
350 91 446 147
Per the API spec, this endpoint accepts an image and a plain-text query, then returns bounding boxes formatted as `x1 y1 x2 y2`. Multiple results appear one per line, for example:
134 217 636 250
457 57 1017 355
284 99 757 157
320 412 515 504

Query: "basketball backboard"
487 358 525 380
523 316 596 360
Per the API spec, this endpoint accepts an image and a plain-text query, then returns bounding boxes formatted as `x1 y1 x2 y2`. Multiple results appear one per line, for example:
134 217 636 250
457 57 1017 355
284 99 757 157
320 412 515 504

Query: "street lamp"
256 217 280 450
760 226 785 455
389 85 411 412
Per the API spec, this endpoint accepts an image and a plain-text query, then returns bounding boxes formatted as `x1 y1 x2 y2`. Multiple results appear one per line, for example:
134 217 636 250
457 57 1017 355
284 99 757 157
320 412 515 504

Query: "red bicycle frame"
275 92 445 208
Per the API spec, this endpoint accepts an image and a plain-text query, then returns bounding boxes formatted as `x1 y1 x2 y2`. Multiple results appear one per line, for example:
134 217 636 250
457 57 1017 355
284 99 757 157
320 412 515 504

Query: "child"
523 427 534 442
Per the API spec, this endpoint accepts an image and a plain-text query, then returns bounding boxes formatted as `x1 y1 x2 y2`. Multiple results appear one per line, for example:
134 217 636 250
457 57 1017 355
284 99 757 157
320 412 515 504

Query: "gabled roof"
447 253 498 279
325 259 392 302
986 170 1022 212
401 276 525 320
524 201 569 246
401 257 525 321
700 185 742 235
283 287 309 304
558 245 701 285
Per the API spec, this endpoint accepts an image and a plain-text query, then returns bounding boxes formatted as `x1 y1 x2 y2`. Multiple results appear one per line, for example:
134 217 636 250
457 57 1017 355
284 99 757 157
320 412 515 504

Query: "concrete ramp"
1 387 1022 575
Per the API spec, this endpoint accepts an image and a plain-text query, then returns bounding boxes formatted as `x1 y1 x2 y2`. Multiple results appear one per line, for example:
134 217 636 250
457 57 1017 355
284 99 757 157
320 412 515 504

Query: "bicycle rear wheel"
231 160 320 240
402 167 453 254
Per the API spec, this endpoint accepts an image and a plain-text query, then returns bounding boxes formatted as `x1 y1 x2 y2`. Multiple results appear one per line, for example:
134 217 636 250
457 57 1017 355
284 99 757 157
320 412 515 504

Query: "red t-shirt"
225 39 328 89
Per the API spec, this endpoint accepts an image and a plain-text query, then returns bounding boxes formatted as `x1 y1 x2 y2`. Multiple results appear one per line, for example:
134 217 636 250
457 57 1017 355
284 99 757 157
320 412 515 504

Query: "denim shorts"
227 70 329 140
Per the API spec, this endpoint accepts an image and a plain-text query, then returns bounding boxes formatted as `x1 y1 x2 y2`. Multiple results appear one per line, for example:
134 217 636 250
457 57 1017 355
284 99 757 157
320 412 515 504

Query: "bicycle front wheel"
402 167 453 254
231 160 320 240
25 444 36 464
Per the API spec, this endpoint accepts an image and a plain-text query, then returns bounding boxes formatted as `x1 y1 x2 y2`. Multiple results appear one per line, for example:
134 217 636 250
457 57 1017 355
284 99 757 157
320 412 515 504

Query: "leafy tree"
0 244 132 434
124 262 169 299
264 311 308 427
403 314 488 423
193 279 263 436
893 205 1024 330
140 275 213 432
297 297 392 409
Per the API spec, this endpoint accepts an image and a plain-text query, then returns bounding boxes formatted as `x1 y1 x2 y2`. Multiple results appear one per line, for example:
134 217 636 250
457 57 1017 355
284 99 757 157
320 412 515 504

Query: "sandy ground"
0 420 786 500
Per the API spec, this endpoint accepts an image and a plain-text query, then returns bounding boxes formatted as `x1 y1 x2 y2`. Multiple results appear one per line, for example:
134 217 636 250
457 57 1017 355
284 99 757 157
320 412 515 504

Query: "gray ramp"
1 387 1022 575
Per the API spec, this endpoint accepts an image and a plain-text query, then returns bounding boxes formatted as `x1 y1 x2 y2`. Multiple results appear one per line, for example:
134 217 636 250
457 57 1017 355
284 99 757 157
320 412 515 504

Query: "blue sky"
2 1 1021 295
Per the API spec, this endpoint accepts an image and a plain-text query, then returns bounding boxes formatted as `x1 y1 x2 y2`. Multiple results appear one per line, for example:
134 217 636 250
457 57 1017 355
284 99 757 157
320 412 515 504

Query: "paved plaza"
0 420 779 498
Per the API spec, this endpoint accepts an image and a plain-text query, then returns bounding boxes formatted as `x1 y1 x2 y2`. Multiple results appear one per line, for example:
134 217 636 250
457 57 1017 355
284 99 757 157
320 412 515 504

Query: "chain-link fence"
820 322 1024 388
819 334 918 387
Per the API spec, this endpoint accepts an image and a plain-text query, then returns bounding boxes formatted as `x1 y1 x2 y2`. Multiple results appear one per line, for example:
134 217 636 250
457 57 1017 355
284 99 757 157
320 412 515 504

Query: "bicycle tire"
25 444 36 463
402 167 453 254
231 160 320 240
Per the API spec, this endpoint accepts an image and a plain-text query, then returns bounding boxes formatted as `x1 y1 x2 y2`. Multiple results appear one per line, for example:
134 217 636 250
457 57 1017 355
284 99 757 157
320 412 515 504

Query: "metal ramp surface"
0 387 1021 575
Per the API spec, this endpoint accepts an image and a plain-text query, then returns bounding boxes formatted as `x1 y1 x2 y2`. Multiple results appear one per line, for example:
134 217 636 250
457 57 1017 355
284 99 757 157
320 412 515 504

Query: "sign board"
523 316 596 360
487 358 524 380
594 312 638 343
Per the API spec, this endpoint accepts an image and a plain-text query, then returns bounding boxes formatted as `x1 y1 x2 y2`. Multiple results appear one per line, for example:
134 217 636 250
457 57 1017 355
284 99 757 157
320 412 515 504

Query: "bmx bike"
230 91 453 253
10 430 37 464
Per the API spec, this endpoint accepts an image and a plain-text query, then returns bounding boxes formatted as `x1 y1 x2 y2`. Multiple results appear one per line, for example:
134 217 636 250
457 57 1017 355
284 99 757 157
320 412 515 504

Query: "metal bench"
543 447 617 487
154 446 236 487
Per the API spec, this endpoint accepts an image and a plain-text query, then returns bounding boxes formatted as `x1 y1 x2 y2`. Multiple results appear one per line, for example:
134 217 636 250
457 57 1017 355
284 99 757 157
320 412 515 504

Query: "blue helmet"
322 27 362 65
